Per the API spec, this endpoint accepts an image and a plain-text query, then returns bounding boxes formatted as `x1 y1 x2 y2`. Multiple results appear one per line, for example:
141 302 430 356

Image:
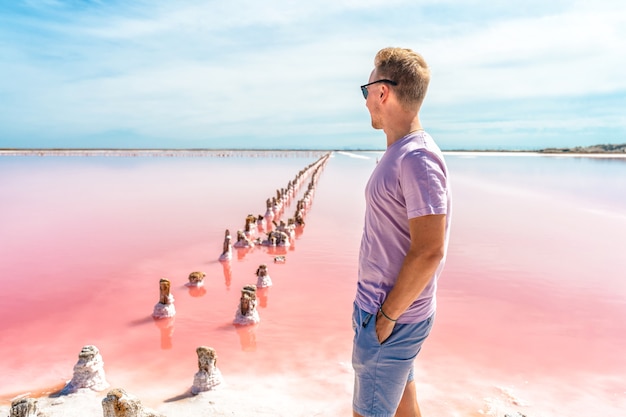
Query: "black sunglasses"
360 79 397 99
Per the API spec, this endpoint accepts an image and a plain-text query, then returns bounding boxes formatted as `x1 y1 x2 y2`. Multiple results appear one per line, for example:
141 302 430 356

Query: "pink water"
1 151 625 416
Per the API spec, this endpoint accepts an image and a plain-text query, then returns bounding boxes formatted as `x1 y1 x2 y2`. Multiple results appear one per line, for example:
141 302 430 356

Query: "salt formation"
152 278 175 318
9 398 38 417
256 214 266 231
102 388 163 417
262 219 295 247
264 198 274 222
263 228 291 247
255 264 272 288
187 271 206 286
191 346 224 394
243 214 257 237
294 200 306 226
233 229 254 248
233 284 259 325
218 229 232 261
271 195 283 217
60 345 109 394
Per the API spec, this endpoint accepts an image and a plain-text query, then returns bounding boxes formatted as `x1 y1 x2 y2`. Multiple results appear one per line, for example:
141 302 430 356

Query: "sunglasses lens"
361 86 368 99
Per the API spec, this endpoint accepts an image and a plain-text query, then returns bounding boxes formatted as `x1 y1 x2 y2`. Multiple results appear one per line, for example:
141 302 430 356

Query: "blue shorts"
352 303 434 417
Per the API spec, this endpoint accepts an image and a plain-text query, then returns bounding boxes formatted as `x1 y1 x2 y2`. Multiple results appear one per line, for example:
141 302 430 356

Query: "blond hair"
374 47 430 110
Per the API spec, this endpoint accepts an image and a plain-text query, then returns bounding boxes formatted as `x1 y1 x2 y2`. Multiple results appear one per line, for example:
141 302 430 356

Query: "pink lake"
1 150 625 416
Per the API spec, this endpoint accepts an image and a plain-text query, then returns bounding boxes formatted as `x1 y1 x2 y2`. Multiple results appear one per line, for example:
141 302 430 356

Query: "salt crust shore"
0 389 352 417
0 373 354 417
0 392 345 417
0 379 538 417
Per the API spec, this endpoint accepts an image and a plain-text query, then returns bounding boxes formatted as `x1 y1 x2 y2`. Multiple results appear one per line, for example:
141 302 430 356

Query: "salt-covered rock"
187 271 206 287
255 264 272 288
244 214 257 237
219 229 232 261
191 346 223 394
233 230 254 248
60 345 109 394
102 388 164 417
233 285 259 325
264 198 274 222
10 397 38 417
256 215 266 231
152 278 175 318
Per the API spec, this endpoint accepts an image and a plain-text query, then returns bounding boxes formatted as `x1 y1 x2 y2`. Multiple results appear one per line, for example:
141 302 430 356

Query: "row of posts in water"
152 152 331 327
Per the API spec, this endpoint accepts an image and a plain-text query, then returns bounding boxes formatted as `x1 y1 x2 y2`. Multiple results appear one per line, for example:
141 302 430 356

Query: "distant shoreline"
0 149 331 157
1 143 624 157
448 143 626 154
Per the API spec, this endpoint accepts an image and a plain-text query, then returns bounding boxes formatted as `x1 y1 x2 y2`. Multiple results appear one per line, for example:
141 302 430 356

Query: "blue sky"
0 0 625 150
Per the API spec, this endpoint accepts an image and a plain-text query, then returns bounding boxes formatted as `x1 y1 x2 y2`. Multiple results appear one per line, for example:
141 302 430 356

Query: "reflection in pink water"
1 151 625 415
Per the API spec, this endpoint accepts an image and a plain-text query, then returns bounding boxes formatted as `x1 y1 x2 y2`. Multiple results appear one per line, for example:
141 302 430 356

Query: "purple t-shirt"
354 131 451 323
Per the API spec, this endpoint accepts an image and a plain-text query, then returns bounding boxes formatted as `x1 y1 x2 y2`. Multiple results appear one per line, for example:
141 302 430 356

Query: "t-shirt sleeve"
399 149 448 219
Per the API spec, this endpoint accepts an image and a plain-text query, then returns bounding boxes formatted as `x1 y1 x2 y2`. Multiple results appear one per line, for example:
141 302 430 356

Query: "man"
352 47 451 417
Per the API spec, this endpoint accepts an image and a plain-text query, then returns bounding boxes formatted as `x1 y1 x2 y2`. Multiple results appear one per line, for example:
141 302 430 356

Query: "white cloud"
424 5 626 103
78 0 412 40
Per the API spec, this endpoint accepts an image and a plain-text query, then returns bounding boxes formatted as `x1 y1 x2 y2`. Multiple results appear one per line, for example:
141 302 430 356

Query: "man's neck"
385 119 423 148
